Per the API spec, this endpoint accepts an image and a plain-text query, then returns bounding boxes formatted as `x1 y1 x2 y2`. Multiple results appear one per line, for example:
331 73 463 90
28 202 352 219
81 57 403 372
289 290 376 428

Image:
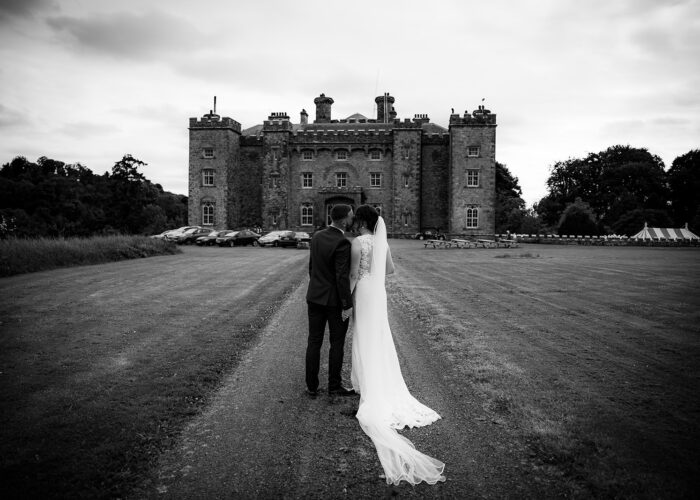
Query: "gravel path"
144 280 559 499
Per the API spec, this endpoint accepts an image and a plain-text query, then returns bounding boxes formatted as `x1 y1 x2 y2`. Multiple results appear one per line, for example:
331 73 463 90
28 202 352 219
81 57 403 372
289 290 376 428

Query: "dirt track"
143 273 559 499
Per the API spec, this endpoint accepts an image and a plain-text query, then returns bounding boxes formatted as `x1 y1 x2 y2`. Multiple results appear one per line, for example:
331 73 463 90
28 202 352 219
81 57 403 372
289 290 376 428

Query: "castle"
188 93 497 237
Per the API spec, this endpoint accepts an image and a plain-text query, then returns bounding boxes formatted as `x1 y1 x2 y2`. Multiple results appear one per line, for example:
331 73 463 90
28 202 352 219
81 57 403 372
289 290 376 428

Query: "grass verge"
0 236 181 277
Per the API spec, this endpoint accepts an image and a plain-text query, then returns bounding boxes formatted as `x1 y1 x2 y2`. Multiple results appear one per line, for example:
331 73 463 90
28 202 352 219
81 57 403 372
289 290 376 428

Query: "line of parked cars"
151 226 311 248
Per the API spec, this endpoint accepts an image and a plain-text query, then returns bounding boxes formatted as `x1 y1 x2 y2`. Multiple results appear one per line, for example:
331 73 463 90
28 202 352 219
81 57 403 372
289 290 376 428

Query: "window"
370 150 382 160
202 169 215 186
302 150 314 161
466 207 479 228
372 204 383 216
468 146 480 157
402 212 412 227
203 148 214 158
301 205 313 226
202 202 214 225
370 173 382 188
336 150 348 161
270 176 279 188
467 169 480 187
302 172 313 188
336 172 347 188
403 175 409 188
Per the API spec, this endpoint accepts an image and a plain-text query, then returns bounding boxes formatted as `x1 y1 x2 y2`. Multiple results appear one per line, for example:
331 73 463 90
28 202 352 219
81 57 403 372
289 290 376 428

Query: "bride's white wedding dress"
350 217 446 485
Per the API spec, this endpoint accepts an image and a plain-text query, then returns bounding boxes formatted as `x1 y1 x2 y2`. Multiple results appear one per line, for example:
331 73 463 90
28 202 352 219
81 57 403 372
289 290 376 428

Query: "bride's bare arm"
386 245 395 275
349 237 362 292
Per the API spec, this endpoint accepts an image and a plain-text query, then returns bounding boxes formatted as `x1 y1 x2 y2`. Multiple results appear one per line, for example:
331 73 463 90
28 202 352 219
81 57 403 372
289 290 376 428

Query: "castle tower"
261 112 293 229
375 93 396 123
448 105 497 236
188 110 241 229
313 94 334 123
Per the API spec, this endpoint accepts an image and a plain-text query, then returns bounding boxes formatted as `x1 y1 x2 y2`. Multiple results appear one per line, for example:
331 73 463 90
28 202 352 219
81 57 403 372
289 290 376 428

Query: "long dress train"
350 217 446 485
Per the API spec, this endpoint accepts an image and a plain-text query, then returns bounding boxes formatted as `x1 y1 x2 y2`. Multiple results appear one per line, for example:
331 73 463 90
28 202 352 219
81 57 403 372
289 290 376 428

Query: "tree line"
2 145 698 239
0 155 187 238
496 146 700 236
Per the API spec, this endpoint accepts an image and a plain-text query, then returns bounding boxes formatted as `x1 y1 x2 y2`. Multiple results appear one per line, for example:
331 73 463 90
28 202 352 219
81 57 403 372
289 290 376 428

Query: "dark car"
195 230 230 246
175 227 215 244
277 231 305 248
224 229 261 247
215 230 239 246
414 230 445 241
257 230 290 247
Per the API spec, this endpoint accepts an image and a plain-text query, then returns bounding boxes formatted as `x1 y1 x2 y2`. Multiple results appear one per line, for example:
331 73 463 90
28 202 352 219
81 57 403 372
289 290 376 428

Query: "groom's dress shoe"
328 387 357 397
305 388 318 398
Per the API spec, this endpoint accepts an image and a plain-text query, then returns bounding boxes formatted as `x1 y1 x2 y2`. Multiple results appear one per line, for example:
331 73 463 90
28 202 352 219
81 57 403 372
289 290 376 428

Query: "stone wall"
188 115 241 229
420 139 450 232
391 123 422 235
448 110 497 237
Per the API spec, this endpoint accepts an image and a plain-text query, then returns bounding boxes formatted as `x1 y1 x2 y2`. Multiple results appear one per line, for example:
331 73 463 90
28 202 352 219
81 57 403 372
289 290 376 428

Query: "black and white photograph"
1 0 699 498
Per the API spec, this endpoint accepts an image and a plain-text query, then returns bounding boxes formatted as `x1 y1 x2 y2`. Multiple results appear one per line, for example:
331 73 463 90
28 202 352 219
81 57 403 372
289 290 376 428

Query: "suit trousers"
306 301 349 391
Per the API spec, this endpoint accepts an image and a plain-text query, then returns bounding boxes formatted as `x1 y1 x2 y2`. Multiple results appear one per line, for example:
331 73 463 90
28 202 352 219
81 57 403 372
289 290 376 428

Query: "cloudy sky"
1 0 698 206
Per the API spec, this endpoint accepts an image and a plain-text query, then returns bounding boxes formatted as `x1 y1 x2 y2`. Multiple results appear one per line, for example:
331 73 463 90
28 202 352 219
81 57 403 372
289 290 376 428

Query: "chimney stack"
313 94 334 123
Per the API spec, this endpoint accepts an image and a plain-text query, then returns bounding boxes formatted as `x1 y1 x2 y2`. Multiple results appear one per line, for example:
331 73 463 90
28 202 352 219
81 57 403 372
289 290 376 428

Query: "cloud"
59 121 120 139
0 0 56 24
46 10 210 60
0 103 31 128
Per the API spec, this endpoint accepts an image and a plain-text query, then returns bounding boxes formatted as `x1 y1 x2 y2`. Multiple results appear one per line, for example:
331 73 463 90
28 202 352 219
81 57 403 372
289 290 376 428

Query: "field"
390 242 700 497
0 242 698 498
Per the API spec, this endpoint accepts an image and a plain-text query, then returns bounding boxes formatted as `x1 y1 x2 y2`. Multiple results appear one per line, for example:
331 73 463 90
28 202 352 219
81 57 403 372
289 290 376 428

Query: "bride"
349 204 446 486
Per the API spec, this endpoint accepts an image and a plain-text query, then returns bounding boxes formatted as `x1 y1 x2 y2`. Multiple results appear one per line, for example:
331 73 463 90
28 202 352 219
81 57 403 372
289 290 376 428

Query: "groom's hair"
355 204 379 231
330 204 352 222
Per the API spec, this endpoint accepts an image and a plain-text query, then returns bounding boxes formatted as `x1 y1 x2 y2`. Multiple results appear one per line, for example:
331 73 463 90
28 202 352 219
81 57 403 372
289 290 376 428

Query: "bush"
0 235 180 277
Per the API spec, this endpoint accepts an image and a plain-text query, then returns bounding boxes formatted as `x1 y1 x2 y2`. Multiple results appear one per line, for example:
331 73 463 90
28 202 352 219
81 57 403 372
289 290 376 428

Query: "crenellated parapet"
449 105 497 127
189 113 242 132
263 114 293 131
393 118 422 129
293 129 393 145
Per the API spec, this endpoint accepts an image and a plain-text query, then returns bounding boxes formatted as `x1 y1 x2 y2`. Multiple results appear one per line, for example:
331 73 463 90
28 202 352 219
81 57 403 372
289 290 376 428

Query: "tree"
495 162 526 233
667 149 700 231
0 155 187 237
557 198 598 236
612 209 672 236
537 145 669 232
111 154 147 182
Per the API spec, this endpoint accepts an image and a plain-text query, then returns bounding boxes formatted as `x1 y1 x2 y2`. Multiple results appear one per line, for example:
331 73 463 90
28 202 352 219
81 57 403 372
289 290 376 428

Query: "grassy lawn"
1 242 698 498
0 246 309 499
389 242 700 497
0 235 181 277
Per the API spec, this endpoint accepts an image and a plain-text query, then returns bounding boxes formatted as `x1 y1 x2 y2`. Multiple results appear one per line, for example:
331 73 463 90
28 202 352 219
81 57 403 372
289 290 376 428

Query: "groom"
305 204 356 397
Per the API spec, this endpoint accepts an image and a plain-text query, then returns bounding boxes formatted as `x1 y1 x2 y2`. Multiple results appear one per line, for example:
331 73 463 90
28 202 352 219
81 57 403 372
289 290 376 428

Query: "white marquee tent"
631 222 699 241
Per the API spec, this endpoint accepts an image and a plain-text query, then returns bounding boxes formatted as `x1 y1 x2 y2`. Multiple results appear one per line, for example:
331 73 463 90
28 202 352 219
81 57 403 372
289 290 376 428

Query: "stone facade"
188 94 497 237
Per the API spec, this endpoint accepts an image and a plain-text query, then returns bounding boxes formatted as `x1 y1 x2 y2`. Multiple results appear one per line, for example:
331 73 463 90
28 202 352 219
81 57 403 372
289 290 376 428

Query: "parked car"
413 230 445 241
215 230 239 246
195 230 230 246
295 231 311 243
150 230 171 239
277 231 307 248
173 227 214 244
220 229 261 247
163 226 200 242
257 230 290 247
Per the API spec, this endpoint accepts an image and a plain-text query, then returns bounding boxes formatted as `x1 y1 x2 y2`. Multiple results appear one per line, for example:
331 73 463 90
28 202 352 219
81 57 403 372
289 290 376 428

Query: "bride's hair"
354 204 379 232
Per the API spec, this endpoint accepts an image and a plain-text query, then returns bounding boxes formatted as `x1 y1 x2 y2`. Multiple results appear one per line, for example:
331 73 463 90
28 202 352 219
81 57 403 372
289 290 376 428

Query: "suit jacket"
306 226 352 309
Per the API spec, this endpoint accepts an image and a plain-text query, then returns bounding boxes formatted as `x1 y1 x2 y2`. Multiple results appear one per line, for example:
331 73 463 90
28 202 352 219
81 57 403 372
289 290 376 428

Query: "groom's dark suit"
305 225 353 393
